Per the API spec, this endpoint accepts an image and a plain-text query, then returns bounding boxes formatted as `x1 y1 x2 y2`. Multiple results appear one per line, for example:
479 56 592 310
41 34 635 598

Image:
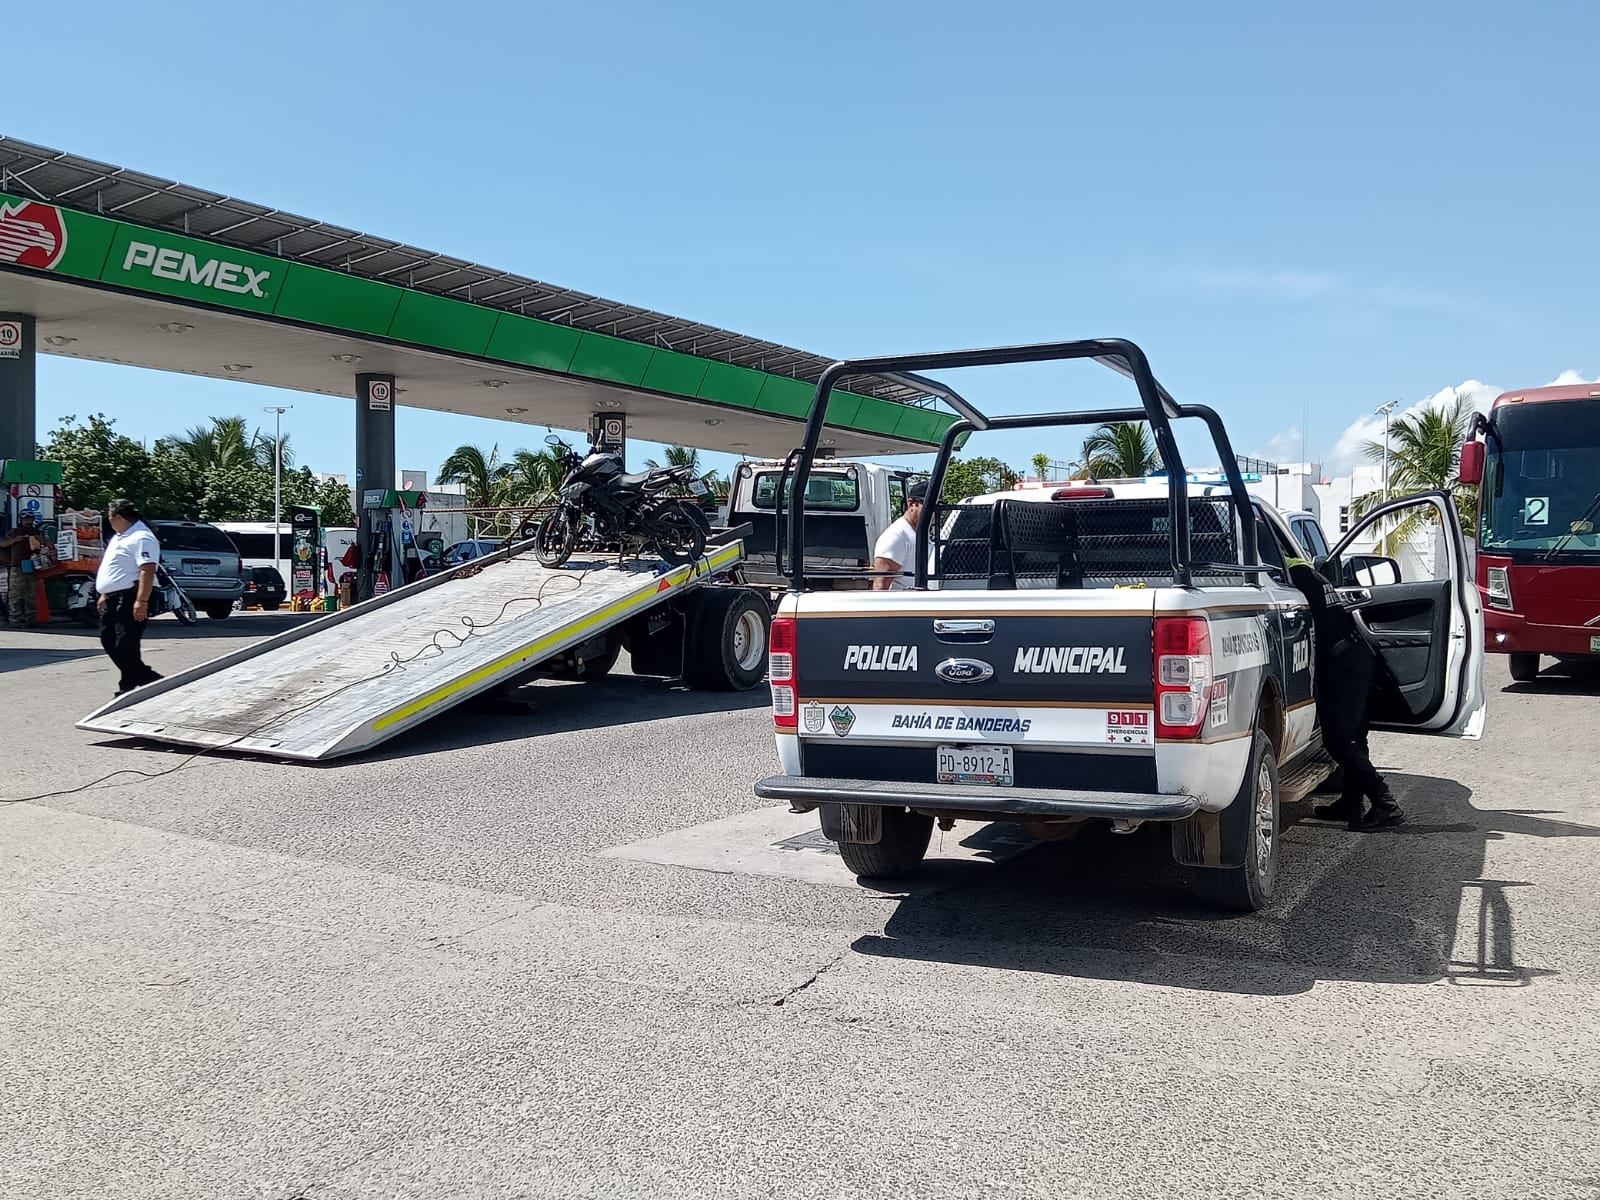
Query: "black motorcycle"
533 435 710 568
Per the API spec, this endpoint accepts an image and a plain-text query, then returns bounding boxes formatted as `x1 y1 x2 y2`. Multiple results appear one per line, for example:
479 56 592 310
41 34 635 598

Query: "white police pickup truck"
754 339 1486 912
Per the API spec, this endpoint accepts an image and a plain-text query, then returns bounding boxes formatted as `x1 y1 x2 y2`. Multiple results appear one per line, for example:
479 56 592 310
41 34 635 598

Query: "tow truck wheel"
682 588 769 691
835 807 934 880
1192 728 1280 913
1508 652 1540 682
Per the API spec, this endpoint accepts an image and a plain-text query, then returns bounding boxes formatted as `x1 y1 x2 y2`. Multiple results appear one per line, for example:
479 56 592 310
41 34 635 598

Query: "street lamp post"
264 405 293 588
1374 400 1399 504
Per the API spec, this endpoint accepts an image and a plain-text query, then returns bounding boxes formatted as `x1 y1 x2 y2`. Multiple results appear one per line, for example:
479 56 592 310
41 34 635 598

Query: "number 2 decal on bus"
1525 497 1549 525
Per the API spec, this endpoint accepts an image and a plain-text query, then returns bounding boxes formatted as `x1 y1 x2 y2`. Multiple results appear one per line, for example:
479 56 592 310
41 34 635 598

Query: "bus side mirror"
1458 440 1485 486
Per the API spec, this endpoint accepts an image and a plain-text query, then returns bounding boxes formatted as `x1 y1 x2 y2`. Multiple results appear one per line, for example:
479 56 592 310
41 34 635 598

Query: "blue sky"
14 0 1600 483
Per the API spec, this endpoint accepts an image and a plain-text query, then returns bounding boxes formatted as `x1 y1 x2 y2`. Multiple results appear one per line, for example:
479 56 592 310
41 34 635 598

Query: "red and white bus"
1459 384 1600 681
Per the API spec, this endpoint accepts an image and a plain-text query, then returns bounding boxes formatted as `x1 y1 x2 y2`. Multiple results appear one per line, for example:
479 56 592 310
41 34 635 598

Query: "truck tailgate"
789 590 1159 791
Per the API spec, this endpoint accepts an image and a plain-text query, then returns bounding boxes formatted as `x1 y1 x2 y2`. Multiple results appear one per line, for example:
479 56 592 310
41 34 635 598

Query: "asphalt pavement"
3 611 1599 1199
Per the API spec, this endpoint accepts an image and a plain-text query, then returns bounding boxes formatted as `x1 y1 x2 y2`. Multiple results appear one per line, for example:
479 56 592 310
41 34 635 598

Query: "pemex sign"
0 200 68 270
0 191 279 313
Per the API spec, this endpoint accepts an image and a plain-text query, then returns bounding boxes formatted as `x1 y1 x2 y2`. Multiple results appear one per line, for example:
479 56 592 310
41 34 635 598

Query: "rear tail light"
1051 487 1114 500
769 615 798 728
1154 616 1212 738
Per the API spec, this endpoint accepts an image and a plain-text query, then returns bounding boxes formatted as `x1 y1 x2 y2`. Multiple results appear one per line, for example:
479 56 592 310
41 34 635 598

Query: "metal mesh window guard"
930 497 1240 588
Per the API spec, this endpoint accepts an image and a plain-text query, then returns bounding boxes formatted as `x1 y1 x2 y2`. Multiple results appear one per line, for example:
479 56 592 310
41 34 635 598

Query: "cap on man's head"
17 511 35 521
907 480 929 504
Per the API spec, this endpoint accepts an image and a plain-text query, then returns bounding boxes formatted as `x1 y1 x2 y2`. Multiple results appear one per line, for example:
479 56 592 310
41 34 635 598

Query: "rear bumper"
1483 608 1600 657
753 775 1201 821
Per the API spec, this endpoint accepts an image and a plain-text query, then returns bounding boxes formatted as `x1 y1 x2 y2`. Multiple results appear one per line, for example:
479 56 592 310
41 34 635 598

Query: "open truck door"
1326 490 1486 739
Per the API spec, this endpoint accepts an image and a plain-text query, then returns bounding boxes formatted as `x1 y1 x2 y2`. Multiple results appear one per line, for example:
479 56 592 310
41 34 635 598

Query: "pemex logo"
0 200 68 270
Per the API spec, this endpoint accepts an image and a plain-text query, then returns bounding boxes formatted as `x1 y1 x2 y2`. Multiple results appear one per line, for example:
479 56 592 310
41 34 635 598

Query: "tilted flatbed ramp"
78 540 747 762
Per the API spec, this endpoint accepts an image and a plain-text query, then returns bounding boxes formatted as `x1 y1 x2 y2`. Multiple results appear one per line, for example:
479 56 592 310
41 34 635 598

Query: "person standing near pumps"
1 510 44 626
872 480 928 590
95 499 164 696
1286 554 1404 831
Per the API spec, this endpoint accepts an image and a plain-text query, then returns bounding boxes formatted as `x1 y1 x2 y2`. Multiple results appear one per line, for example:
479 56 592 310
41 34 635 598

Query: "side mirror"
1458 439 1485 486
1311 554 1330 575
1344 554 1402 587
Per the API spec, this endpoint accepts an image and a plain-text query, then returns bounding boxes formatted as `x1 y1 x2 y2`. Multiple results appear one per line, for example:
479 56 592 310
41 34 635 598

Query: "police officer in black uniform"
1287 556 1404 831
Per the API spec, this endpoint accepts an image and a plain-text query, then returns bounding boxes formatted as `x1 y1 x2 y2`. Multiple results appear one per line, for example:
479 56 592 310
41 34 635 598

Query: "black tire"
1508 652 1540 682
535 508 579 568
261 600 281 612
835 807 934 880
681 588 769 691
203 604 232 621
1192 728 1280 913
649 502 707 567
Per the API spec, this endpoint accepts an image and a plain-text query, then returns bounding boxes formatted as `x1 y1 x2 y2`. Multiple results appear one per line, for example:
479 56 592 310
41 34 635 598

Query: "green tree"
162 416 256 473
1352 390 1479 548
197 463 277 521
312 477 357 526
436 443 510 511
41 414 151 511
503 447 566 506
1031 452 1051 482
940 456 1021 502
1080 422 1161 479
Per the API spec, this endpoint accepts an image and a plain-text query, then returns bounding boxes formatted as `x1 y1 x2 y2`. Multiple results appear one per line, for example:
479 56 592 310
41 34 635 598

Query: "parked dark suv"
242 565 287 611
148 520 246 620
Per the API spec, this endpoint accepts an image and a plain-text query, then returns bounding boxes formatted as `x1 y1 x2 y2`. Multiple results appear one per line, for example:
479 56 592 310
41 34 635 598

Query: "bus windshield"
1481 399 1600 558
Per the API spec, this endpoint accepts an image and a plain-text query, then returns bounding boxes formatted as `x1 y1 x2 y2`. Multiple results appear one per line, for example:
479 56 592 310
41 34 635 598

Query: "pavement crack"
771 947 851 1007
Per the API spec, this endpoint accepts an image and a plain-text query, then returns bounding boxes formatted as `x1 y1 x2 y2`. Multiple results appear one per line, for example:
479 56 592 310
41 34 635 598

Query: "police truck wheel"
1508 652 1540 682
1192 728 1280 913
681 588 769 691
836 807 934 880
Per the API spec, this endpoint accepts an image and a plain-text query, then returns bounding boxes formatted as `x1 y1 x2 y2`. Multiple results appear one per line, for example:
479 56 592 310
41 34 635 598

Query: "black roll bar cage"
777 338 1263 591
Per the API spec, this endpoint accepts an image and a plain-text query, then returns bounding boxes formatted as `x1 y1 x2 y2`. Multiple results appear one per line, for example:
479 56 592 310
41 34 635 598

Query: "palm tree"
645 444 716 500
162 416 258 472
503 447 566 505
1031 452 1051 482
1080 422 1161 479
436 443 511 512
1352 390 1479 550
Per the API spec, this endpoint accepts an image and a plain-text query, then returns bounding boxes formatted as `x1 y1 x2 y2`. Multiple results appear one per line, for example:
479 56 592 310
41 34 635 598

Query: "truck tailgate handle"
933 618 995 642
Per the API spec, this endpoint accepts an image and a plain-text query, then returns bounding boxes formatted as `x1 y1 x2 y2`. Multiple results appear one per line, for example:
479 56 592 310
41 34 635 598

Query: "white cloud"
1257 427 1305 463
1325 370 1594 472
1133 261 1482 314
1545 368 1595 386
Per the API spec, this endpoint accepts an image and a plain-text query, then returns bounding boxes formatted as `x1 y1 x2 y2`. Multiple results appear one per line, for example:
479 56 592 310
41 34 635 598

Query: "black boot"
1314 794 1365 822
1350 795 1404 832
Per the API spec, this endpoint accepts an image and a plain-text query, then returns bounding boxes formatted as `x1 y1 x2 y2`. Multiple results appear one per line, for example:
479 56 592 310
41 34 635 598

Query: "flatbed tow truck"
79 527 770 761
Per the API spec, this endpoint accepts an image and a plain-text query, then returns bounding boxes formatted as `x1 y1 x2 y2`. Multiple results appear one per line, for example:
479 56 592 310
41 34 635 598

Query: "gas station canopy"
0 136 953 457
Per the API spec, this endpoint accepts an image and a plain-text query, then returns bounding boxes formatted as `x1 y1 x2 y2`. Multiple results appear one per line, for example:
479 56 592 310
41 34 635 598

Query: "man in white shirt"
95 498 164 696
872 480 928 590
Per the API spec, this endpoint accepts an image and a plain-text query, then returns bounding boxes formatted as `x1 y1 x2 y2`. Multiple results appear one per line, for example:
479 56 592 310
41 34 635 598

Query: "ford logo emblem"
934 658 994 684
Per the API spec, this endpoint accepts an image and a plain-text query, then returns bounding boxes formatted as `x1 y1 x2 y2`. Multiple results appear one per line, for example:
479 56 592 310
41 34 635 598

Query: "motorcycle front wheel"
535 508 580 568
649 501 708 567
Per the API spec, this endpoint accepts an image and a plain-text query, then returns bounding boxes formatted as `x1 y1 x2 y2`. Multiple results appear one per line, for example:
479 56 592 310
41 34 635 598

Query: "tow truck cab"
726 457 916 589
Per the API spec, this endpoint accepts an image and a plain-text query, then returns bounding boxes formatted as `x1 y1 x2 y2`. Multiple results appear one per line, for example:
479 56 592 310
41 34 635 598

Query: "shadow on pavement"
0 647 104 675
1501 658 1600 695
851 773 1599 996
352 671 772 764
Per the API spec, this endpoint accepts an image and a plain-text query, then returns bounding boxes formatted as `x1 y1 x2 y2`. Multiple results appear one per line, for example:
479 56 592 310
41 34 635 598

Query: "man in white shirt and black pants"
872 480 928 590
95 498 164 696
